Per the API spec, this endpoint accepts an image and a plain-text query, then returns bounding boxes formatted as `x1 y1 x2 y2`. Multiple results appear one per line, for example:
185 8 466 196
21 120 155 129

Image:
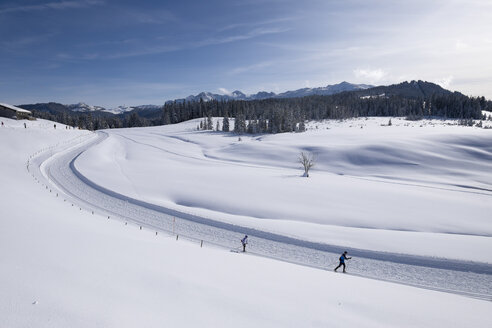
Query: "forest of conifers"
26 81 492 133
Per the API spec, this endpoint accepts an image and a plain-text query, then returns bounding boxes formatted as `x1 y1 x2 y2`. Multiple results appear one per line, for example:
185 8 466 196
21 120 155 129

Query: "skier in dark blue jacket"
334 251 351 273
241 235 248 252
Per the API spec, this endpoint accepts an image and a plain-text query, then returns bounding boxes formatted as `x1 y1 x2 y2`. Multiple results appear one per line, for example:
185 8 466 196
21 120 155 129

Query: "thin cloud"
227 51 340 76
229 61 275 75
218 88 232 95
435 76 453 89
104 44 181 59
0 0 104 14
218 16 299 32
353 68 387 83
57 27 289 60
129 9 178 25
2 33 57 48
196 27 290 48
56 44 181 60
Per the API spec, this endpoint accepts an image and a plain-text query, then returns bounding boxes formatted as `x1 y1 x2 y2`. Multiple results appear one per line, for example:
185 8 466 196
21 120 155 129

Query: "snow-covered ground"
1 118 492 327
76 117 492 263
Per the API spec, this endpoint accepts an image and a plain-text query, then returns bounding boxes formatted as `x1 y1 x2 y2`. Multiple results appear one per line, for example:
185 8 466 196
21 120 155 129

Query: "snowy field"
1 118 492 327
76 117 492 263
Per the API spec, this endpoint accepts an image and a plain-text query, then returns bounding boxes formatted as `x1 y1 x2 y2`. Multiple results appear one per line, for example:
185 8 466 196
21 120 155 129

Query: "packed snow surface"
77 117 492 263
1 118 492 327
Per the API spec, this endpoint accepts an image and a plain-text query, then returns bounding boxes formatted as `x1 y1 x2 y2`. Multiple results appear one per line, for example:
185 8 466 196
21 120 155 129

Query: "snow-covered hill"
76 117 492 263
1 118 491 327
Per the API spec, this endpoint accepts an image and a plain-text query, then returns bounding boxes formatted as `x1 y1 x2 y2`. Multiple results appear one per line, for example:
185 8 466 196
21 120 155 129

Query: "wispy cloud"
218 16 299 32
126 9 178 25
228 61 275 75
435 76 453 89
218 88 232 95
1 33 58 51
353 68 387 83
227 49 346 76
195 27 290 48
57 26 289 60
0 0 104 14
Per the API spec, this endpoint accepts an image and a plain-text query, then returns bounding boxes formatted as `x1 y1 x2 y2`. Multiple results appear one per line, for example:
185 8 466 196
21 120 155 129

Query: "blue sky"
1 0 491 107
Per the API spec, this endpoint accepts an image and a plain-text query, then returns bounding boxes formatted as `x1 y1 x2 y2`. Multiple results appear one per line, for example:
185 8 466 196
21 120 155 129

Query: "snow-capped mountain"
64 103 162 114
173 82 373 103
231 90 247 98
66 102 106 112
134 104 161 111
277 81 373 98
185 92 215 102
104 105 135 114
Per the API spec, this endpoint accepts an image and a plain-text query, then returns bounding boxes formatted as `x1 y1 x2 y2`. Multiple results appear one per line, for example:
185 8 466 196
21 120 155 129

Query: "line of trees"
30 92 491 133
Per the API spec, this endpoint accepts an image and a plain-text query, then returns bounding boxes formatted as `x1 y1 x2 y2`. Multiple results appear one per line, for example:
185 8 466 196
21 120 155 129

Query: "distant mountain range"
18 80 461 117
19 82 372 115
173 81 373 104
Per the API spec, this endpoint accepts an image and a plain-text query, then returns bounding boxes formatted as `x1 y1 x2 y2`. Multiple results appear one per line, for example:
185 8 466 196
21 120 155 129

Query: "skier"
241 235 248 252
334 251 351 273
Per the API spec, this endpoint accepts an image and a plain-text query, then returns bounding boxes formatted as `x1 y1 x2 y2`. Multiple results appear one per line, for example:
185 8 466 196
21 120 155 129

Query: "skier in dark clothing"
334 251 351 273
241 235 248 252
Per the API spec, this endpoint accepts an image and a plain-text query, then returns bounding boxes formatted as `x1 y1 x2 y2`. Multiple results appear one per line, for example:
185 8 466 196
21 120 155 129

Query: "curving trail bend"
30 131 492 301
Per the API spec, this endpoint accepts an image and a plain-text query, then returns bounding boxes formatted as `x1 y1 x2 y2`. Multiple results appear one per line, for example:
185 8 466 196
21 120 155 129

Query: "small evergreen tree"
222 115 230 132
234 114 246 133
298 121 306 132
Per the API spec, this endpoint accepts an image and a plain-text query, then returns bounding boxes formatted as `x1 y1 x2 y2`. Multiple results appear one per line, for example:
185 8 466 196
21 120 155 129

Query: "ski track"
29 131 492 302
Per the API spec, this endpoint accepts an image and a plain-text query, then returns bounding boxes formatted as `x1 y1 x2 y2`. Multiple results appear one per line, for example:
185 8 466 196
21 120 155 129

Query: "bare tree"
299 151 315 177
